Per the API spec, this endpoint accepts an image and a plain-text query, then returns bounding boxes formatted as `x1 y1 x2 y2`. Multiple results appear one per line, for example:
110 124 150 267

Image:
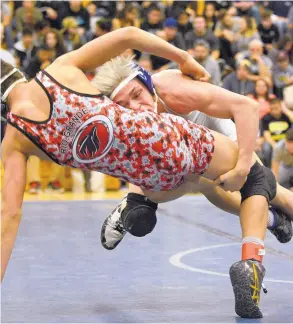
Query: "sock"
267 208 277 229
242 236 265 263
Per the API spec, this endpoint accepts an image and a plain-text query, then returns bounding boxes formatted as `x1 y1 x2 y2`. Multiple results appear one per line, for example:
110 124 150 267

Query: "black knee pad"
121 193 158 237
240 161 277 204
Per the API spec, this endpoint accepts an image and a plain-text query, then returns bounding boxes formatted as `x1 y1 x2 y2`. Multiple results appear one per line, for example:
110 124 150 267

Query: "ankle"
242 237 265 263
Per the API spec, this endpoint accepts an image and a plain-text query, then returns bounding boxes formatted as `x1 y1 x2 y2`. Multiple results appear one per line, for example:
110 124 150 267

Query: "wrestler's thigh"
203 130 256 181
142 181 193 203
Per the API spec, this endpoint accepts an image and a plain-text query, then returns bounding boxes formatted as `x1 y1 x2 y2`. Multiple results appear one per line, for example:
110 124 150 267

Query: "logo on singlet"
72 116 114 163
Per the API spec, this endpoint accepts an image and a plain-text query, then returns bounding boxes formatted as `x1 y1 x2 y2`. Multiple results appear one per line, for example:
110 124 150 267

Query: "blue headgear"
110 63 155 99
135 65 155 95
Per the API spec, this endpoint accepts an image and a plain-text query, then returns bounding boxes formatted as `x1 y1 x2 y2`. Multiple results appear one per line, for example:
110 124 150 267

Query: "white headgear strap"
110 71 140 100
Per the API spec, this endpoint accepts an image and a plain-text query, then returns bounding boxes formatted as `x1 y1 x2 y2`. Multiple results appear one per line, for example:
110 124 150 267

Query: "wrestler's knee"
240 161 277 204
121 193 158 237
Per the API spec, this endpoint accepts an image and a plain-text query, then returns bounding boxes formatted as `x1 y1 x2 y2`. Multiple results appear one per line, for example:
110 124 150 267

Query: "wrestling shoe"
230 259 266 319
268 207 292 243
101 197 127 250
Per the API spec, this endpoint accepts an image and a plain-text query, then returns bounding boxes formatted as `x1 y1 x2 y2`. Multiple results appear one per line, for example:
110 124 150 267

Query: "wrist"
177 50 190 65
235 158 252 174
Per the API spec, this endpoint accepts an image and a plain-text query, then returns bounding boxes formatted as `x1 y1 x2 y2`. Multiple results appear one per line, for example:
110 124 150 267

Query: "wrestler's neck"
156 96 166 113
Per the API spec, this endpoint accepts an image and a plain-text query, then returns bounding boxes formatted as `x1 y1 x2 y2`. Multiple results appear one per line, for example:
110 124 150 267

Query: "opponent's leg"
101 181 193 250
198 178 292 243
203 130 271 318
101 173 292 250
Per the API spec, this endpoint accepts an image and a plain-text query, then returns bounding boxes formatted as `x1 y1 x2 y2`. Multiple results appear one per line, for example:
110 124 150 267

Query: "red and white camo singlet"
7 71 215 191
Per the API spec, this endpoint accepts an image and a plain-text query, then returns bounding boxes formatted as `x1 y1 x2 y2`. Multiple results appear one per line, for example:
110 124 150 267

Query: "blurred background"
1 0 293 196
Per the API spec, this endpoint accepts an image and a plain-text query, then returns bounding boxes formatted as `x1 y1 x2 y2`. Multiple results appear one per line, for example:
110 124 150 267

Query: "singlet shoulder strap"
38 70 103 98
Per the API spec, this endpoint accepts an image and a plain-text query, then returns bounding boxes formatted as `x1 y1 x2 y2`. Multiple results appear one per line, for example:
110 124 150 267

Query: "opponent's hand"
179 54 211 82
214 167 248 192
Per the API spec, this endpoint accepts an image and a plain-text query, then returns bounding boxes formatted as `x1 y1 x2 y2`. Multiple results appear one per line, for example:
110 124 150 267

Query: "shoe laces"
108 206 126 234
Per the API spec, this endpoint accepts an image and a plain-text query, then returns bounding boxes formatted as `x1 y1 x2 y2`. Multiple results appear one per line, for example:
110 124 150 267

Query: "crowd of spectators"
1 0 293 193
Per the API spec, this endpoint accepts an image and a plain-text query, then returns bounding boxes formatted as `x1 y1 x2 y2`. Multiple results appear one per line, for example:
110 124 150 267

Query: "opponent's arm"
155 70 259 173
1 148 27 282
56 27 209 81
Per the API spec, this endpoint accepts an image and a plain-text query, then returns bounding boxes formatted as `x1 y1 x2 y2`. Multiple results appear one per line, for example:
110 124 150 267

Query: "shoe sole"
229 265 263 318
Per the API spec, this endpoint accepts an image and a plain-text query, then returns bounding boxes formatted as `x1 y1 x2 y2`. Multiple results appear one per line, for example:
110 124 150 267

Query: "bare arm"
1 149 27 281
154 70 259 172
57 27 188 72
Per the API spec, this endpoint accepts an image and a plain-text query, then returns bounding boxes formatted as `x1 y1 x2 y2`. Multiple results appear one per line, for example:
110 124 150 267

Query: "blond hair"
91 55 138 96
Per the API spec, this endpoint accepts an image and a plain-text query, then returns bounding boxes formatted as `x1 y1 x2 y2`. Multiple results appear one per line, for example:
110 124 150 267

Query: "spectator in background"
265 33 293 66
15 0 43 33
138 54 153 73
261 98 292 167
248 78 275 120
34 20 51 46
233 16 260 54
222 60 255 95
232 1 261 24
163 1 188 19
167 39 221 85
214 9 240 67
36 1 63 30
236 39 273 86
258 10 280 53
24 45 54 78
112 3 141 29
288 6 293 39
207 0 231 12
86 19 112 41
193 41 221 85
177 10 193 38
150 17 185 71
141 5 163 34
43 29 66 59
278 34 293 65
94 0 117 19
185 16 220 59
204 2 217 31
273 51 293 99
1 0 14 49
0 23 16 66
86 1 99 33
61 17 86 52
59 0 90 34
272 128 293 191
13 26 38 69
265 0 292 37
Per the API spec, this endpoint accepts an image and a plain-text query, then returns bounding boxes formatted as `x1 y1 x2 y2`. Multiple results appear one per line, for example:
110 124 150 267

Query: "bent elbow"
121 26 139 41
245 97 260 117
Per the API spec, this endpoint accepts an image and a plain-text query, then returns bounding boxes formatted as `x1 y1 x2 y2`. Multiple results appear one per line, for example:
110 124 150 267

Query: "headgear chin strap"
110 64 157 111
1 68 27 102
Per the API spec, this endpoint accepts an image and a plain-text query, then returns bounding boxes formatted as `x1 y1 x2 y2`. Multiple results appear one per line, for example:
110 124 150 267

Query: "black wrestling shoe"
268 207 292 243
100 197 127 250
230 259 266 319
